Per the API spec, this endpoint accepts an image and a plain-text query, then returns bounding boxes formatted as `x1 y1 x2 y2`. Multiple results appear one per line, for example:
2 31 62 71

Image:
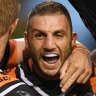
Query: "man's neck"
0 42 10 70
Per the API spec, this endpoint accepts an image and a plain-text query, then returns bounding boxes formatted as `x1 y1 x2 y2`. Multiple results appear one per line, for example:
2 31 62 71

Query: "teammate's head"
0 0 21 62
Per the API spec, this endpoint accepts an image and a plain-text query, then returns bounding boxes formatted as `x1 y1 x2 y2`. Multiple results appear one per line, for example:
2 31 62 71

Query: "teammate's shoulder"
0 72 18 87
90 75 96 94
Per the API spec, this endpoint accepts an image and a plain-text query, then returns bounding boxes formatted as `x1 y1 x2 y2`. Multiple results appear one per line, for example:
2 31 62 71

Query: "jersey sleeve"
90 66 96 94
6 39 17 68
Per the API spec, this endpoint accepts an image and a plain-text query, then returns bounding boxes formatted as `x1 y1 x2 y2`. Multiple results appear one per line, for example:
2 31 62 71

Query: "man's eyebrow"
54 29 65 32
30 28 45 33
54 29 67 34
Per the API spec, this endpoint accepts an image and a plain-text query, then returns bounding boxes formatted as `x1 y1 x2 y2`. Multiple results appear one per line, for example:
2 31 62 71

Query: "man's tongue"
42 54 59 64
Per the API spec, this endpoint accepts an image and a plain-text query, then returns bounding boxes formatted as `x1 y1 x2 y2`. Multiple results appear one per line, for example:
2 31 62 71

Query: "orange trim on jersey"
90 75 96 93
94 66 96 74
4 67 17 78
90 66 96 93
7 39 17 68
0 72 18 87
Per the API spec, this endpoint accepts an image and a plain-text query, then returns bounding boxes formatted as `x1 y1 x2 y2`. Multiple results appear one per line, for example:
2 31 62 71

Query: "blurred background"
12 0 96 51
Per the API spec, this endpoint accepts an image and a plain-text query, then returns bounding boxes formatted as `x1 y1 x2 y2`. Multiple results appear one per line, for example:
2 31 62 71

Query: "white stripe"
18 65 49 96
0 69 3 72
0 82 25 96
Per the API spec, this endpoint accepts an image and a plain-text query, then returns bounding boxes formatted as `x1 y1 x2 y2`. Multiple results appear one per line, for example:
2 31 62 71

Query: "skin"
0 0 92 92
14 38 26 64
0 17 92 93
60 49 92 92
0 32 9 62
13 37 92 93
0 19 18 62
94 62 96 66
0 8 92 93
25 14 77 80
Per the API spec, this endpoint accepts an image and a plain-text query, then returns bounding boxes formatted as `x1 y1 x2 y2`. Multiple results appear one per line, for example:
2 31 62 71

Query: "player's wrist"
72 43 90 54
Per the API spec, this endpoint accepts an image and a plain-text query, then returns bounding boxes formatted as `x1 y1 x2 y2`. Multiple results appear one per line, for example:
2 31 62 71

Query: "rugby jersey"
0 42 10 70
0 39 96 95
2 61 95 96
0 70 37 96
0 39 17 70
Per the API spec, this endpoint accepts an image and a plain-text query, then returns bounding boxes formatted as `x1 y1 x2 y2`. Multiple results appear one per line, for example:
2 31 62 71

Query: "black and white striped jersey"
0 61 94 96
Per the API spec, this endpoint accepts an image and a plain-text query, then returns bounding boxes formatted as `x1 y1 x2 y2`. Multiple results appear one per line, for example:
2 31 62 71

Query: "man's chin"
42 70 60 80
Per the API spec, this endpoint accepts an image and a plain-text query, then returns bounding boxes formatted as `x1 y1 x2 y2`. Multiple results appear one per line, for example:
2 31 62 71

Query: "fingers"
60 65 92 93
82 63 92 83
82 74 91 83
60 60 70 79
60 65 77 92
59 47 92 93
77 69 92 84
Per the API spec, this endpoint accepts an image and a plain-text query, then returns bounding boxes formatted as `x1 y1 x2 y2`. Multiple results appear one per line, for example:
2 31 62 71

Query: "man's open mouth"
42 53 59 64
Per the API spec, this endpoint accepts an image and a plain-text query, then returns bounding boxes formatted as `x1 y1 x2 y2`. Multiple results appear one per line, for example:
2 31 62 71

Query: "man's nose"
43 36 56 52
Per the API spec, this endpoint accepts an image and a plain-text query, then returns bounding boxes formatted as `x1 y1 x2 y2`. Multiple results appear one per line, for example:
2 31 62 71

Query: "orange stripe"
4 67 17 78
7 39 17 68
90 67 96 93
90 75 96 93
0 73 18 87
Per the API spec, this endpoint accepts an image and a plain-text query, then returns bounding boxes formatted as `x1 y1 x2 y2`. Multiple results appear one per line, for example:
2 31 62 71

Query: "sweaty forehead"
29 15 71 32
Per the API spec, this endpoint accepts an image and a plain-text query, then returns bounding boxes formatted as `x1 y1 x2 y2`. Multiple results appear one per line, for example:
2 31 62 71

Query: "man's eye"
34 33 45 40
56 34 63 37
55 32 64 37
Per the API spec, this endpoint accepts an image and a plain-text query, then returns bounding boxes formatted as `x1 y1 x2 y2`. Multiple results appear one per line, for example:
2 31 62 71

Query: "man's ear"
9 18 19 35
72 32 77 45
24 31 29 49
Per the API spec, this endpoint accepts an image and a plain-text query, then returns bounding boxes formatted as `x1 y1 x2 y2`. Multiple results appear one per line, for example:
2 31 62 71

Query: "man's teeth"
44 54 57 57
42 53 59 64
